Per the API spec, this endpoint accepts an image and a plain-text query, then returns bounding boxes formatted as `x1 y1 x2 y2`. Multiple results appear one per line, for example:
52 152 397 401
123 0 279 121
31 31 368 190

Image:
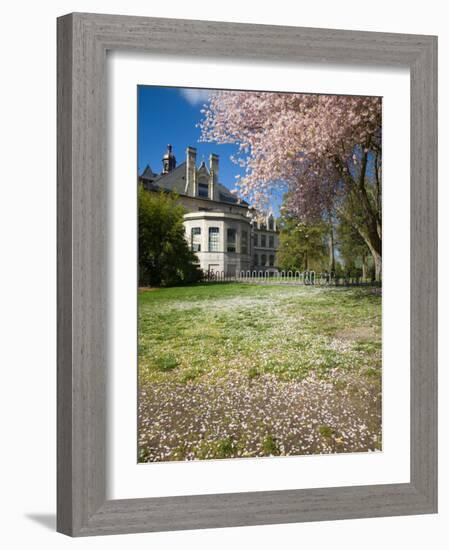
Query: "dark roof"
141 164 156 180
218 188 243 205
141 162 247 206
153 162 188 194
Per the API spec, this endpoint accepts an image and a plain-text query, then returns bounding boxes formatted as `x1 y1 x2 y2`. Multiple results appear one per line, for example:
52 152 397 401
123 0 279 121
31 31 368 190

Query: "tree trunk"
365 243 381 282
328 224 336 273
372 250 382 282
362 255 368 280
351 223 382 282
335 150 382 281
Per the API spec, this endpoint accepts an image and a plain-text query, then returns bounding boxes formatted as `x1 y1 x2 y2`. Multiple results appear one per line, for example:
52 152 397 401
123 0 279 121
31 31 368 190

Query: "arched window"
269 255 275 266
261 254 267 266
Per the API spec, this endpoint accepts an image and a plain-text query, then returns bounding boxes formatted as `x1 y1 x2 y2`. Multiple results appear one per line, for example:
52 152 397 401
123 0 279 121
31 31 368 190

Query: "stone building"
139 145 279 275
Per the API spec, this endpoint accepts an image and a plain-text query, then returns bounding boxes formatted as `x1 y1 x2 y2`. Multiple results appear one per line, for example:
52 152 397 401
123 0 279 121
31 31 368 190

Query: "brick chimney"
185 146 197 196
209 153 219 201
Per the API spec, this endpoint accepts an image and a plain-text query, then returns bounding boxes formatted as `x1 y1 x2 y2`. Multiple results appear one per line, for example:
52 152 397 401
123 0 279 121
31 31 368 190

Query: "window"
253 233 258 247
269 254 275 266
254 254 259 265
227 228 236 252
191 227 201 252
261 254 267 266
261 234 266 247
198 182 209 198
209 227 220 251
269 235 274 248
268 217 274 230
241 230 248 254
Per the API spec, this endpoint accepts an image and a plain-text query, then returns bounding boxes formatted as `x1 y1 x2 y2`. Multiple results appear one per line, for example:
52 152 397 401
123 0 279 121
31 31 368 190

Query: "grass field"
138 283 382 462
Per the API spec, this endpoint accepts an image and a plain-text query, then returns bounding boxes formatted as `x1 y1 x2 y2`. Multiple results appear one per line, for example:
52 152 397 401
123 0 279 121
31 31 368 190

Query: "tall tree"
337 217 373 279
138 187 201 286
200 91 382 279
276 216 328 272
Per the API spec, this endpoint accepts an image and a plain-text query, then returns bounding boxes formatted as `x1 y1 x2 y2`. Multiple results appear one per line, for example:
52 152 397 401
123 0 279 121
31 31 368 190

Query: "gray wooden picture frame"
57 12 438 537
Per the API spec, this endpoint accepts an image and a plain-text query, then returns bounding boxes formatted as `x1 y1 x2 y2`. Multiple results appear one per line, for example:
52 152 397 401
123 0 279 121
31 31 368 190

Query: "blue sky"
137 86 246 193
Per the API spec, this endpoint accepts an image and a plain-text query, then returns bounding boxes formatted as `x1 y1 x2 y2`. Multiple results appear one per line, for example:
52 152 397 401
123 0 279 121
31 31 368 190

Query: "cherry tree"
200 91 382 279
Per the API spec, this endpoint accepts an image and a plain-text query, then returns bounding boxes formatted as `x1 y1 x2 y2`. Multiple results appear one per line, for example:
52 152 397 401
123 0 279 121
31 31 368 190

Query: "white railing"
203 269 380 286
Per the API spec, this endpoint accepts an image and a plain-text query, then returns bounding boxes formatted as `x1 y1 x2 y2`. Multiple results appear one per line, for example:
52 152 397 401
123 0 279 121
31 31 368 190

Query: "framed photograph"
57 13 437 536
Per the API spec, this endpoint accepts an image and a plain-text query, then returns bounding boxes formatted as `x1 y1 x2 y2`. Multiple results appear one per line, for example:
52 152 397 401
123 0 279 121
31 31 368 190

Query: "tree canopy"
200 91 382 280
276 217 328 273
138 187 201 287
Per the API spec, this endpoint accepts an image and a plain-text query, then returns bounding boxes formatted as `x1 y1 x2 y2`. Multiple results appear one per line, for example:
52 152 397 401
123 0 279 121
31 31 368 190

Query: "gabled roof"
197 161 209 175
140 164 156 180
140 162 248 206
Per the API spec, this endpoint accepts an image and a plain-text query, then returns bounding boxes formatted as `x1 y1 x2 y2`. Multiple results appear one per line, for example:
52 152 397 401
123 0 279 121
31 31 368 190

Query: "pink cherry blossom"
200 91 381 220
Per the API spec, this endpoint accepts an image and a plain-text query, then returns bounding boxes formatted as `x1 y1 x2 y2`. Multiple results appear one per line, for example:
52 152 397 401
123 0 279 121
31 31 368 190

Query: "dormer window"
197 162 210 199
198 182 209 198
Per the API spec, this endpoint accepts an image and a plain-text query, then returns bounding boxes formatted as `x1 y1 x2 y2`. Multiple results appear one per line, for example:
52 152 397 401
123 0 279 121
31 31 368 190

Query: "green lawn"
138 283 382 462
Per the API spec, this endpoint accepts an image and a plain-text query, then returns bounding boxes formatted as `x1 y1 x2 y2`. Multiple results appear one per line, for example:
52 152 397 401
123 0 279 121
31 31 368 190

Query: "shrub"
138 186 202 287
318 425 334 438
262 434 280 455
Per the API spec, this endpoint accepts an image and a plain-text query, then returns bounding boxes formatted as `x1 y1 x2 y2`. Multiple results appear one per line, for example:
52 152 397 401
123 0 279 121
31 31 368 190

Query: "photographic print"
137 86 382 463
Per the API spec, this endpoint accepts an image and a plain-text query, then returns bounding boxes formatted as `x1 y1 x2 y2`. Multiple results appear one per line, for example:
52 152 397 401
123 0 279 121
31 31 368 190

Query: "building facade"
253 217 278 273
140 145 279 275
